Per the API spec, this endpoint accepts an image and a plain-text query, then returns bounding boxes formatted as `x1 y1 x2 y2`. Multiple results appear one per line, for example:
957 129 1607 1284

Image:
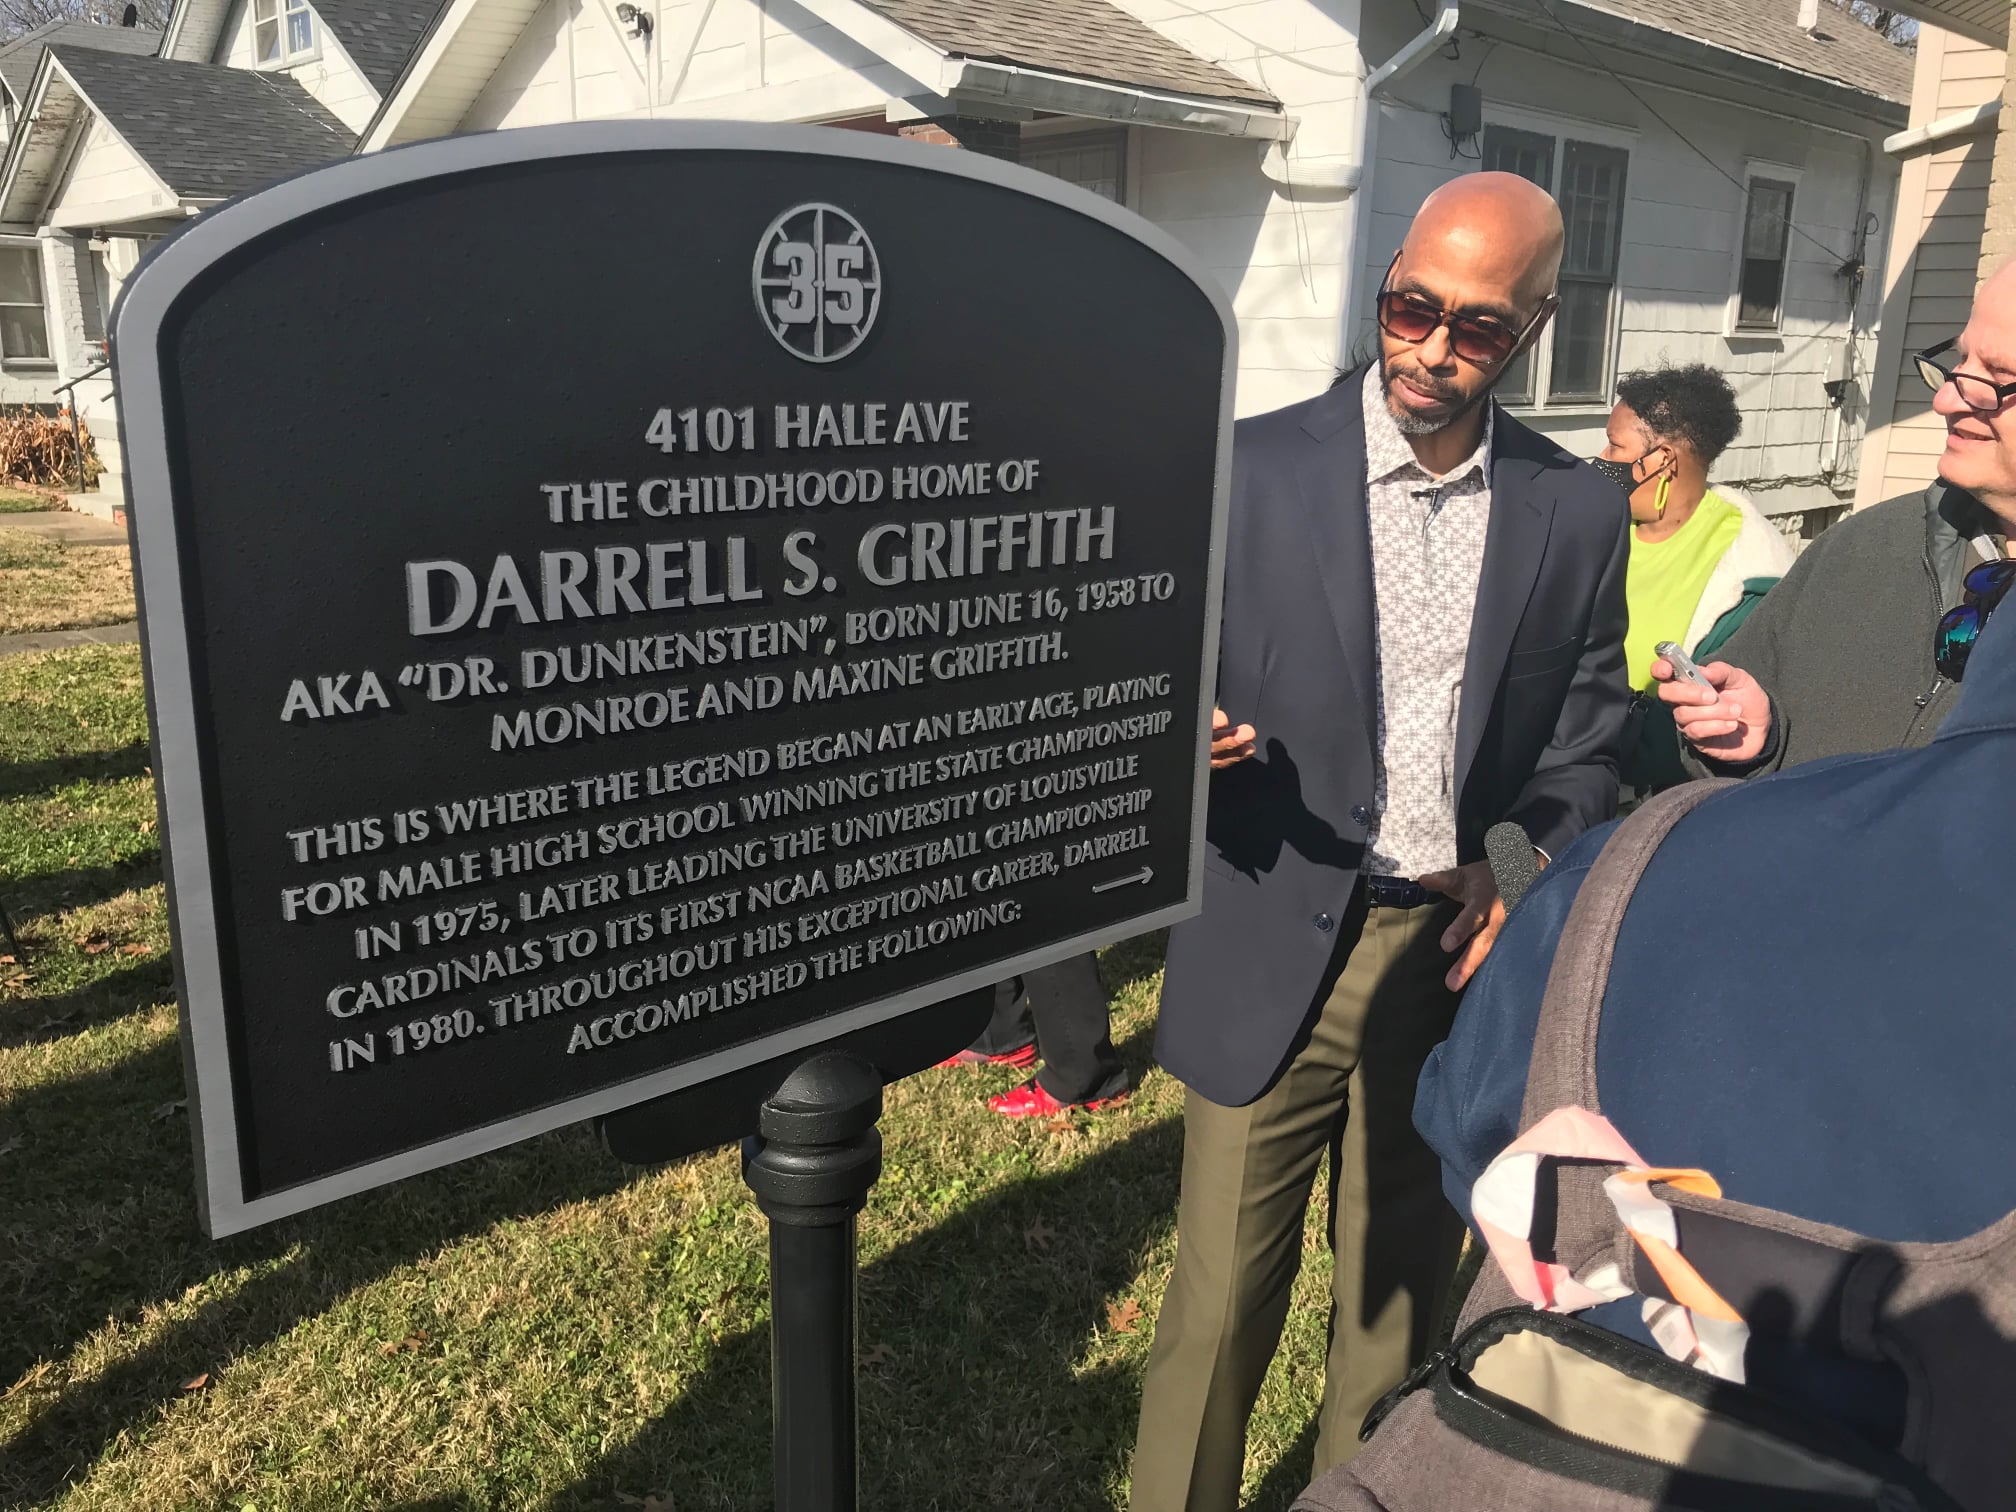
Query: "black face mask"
1588 454 1640 494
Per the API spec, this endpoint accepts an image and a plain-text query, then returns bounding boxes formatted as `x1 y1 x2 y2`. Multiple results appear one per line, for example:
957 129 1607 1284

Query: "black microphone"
1485 821 1541 912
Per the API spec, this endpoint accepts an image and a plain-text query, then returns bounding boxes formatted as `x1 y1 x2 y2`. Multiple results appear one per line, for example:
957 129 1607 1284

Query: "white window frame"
0 238 53 369
1017 124 1134 211
1727 160 1803 338
1478 106 1636 415
251 0 318 67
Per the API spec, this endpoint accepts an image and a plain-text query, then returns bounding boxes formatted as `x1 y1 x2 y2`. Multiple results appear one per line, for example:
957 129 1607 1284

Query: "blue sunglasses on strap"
1935 559 2016 682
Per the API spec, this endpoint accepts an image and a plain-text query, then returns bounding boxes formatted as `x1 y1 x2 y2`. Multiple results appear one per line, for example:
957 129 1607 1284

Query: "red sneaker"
935 1042 1039 1071
987 1078 1129 1118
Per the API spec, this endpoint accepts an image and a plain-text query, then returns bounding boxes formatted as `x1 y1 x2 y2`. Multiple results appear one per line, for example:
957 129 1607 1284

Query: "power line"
1523 0 1862 269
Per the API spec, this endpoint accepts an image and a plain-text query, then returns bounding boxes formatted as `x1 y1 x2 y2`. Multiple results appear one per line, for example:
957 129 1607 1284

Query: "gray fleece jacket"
1687 480 2003 779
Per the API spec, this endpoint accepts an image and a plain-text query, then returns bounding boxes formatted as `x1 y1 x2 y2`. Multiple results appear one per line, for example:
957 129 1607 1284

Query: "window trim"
1478 107 1635 414
251 0 320 68
1727 160 1803 338
1017 126 1132 210
0 238 53 369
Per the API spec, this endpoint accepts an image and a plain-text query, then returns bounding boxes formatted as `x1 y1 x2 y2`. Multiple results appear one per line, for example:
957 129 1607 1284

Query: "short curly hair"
1615 364 1743 467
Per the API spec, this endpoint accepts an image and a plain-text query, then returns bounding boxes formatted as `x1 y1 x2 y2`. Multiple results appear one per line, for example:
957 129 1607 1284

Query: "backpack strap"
1517 780 1737 1132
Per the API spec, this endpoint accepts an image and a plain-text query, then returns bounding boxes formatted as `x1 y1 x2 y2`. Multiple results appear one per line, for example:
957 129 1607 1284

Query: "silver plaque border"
111 120 1237 1238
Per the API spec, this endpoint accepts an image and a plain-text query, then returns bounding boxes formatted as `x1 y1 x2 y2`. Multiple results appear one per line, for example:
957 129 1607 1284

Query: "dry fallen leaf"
152 1100 186 1122
180 1373 209 1392
859 1342 894 1367
81 940 110 956
1023 1218 1056 1252
1106 1297 1144 1334
119 943 151 957
1042 1114 1076 1136
379 1330 430 1357
0 954 14 965
3 1362 52 1399
139 819 156 834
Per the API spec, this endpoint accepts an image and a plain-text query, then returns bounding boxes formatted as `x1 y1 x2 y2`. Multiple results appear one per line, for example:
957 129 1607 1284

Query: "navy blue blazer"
1157 371 1630 1107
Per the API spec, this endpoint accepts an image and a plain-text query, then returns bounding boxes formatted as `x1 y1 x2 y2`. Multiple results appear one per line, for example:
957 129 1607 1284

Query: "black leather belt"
1363 875 1435 909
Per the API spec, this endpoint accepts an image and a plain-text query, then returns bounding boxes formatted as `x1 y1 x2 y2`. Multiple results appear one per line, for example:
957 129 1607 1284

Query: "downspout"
1343 0 1459 350
1883 100 2001 157
1823 133 1876 489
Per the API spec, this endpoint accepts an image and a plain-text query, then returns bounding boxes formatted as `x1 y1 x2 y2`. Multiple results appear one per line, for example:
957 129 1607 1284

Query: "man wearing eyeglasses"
1656 262 2016 773
1132 173 1632 1511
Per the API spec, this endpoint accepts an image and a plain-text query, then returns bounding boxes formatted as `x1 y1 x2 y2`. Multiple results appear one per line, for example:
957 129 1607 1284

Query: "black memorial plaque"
115 123 1233 1236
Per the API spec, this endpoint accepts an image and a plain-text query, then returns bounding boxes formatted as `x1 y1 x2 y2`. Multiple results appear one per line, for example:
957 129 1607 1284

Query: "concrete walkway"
0 621 139 657
0 509 128 546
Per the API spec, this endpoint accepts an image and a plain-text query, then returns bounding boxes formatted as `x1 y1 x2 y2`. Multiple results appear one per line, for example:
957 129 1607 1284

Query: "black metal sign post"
742 1053 881 1512
114 120 1233 1493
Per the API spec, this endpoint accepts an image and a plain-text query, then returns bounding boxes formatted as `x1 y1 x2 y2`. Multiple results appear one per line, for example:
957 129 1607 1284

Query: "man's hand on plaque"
1209 708 1257 769
1416 859 1505 992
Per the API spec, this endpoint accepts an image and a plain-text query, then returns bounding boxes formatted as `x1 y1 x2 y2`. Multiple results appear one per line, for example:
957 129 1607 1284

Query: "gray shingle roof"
308 0 441 94
860 0 1278 107
49 45 353 200
0 18 161 106
1572 0 1917 104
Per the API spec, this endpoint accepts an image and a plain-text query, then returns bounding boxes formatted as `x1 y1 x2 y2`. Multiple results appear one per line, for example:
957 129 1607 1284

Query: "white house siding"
219 1 383 131
464 0 923 133
1112 0 1367 416
458 0 1367 416
1360 31 1895 530
1857 25 2002 511
43 116 171 227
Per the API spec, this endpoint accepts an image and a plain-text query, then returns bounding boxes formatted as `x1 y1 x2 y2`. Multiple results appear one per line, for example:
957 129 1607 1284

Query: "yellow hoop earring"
1654 473 1671 521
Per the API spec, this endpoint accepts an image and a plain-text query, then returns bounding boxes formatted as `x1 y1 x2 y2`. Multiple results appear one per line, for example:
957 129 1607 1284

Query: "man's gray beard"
1382 357 1492 435
1391 406 1449 437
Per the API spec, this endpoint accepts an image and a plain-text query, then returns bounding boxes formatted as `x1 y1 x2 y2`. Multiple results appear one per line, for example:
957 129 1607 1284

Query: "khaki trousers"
1130 894 1467 1512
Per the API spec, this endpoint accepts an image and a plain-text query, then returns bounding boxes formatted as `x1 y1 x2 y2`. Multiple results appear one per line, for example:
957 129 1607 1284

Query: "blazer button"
1351 805 1373 827
1314 913 1334 932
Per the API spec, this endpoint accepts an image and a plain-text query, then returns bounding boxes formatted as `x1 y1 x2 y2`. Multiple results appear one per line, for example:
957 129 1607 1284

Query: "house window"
254 0 315 64
1482 124 1629 407
0 247 50 364
1021 131 1127 204
1736 175 1797 332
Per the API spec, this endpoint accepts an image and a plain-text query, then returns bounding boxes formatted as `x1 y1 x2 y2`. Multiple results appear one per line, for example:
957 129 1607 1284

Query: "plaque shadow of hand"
1205 737 1365 881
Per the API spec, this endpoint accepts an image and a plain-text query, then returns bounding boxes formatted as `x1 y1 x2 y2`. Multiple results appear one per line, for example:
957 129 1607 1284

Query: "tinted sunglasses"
1934 558 2016 682
1376 286 1550 368
1915 339 2016 415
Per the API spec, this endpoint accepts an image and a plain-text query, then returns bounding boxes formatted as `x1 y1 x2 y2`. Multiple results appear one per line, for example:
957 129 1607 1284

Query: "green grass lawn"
0 533 135 636
0 646 1340 1511
0 483 61 514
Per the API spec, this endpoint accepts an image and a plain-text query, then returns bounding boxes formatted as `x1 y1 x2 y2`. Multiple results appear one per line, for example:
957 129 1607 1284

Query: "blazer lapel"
1455 427 1554 794
1293 392 1378 750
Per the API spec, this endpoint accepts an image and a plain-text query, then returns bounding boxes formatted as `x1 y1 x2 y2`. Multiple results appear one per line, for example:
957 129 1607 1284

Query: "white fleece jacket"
1681 487 1797 655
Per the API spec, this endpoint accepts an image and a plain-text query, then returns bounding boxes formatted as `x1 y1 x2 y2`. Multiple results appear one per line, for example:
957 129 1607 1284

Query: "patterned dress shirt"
1359 365 1494 879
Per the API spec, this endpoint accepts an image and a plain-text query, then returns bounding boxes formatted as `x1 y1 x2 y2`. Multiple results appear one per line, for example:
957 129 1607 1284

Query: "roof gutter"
1884 99 2002 157
949 58 1291 140
1368 0 1460 96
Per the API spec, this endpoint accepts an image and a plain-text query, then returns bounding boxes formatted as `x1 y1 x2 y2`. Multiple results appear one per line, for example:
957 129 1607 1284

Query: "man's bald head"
1377 172 1566 441
1403 172 1565 309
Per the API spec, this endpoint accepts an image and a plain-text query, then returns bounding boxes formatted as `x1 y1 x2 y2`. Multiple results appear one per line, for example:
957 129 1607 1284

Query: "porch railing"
54 358 110 495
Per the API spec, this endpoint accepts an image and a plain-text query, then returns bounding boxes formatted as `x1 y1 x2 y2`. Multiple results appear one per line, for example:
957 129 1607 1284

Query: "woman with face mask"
1592 364 1794 796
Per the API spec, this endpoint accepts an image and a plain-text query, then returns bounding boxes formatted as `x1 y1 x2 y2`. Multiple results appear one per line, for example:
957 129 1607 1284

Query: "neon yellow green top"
1624 489 1743 691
